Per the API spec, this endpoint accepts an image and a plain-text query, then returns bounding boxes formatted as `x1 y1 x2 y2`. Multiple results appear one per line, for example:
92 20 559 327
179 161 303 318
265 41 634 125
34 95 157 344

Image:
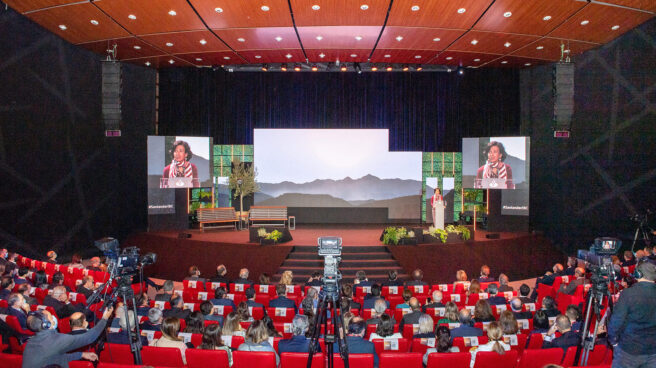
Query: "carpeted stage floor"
125 225 565 285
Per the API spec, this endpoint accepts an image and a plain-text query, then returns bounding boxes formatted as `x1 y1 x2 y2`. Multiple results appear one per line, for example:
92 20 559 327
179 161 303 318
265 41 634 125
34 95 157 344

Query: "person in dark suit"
7 293 30 335
163 295 191 320
17 284 38 306
422 290 445 313
381 270 404 287
209 286 237 308
558 267 586 295
362 284 389 310
478 265 495 283
530 263 565 300
75 276 95 299
540 296 560 318
518 284 533 304
542 314 580 351
509 298 533 320
565 305 582 333
49 272 71 292
354 270 373 296
155 280 174 302
486 284 507 305
199 301 223 325
565 257 577 276
184 265 206 290
278 314 321 353
0 276 14 300
0 248 8 266
450 309 484 338
210 264 231 285
333 319 379 368
68 312 88 335
341 284 361 310
269 284 298 313
305 271 323 287
405 269 428 287
366 299 396 326
107 307 149 347
140 307 163 331
233 268 254 286
398 297 426 332
496 274 514 292
13 268 33 287
44 286 83 320
244 287 264 308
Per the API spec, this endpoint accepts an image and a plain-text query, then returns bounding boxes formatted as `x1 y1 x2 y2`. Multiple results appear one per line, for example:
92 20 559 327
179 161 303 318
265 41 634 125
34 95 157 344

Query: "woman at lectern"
162 140 199 187
475 141 514 189
431 188 446 229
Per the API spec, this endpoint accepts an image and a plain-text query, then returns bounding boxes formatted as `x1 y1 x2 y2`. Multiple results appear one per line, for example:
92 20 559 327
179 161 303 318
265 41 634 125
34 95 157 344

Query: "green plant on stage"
383 227 400 245
257 227 268 238
427 226 448 243
397 227 408 239
266 229 283 242
456 225 471 241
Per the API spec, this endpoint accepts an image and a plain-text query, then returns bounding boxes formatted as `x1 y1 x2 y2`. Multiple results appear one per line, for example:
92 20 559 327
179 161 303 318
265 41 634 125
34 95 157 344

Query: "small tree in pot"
228 159 259 226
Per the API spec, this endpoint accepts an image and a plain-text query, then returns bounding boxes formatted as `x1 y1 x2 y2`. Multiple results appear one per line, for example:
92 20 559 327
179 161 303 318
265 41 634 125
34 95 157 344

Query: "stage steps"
273 245 408 283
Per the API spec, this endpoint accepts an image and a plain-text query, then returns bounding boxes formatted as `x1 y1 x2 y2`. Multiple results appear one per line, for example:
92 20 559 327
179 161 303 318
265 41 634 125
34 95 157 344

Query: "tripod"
574 279 614 366
630 211 653 252
307 282 349 368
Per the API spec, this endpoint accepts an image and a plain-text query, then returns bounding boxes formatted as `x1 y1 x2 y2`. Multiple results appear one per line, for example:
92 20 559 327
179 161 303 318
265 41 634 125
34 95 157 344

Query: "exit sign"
105 130 121 137
554 130 570 138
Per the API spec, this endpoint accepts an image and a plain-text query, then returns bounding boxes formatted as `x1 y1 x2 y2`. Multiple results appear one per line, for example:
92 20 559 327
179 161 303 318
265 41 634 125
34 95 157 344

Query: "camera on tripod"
318 237 342 295
94 237 157 277
577 237 621 296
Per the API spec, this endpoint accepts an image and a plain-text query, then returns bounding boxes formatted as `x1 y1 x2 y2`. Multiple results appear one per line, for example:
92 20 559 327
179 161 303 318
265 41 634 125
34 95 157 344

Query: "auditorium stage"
125 225 565 285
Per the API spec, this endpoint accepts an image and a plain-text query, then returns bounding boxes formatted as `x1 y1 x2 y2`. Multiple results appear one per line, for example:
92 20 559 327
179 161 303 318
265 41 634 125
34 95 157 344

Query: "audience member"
107 306 149 346
369 314 403 341
497 274 513 292
473 299 495 323
269 283 298 313
244 287 264 308
49 271 71 292
236 301 253 322
210 286 237 308
478 265 495 282
532 310 550 334
69 312 87 335
558 267 586 295
155 280 174 302
540 296 560 317
237 320 280 365
362 284 389 310
222 311 245 337
0 248 7 267
565 305 581 333
399 297 426 331
150 317 189 364
44 285 82 319
258 273 271 286
486 284 507 305
565 257 577 276
354 270 372 287
7 293 30 338
262 314 283 338
18 283 38 305
341 283 361 310
87 257 102 272
518 284 533 303
395 289 413 309
199 300 223 324
437 301 459 324
470 322 510 368
68 254 84 269
450 309 483 338
75 276 95 299
14 267 32 286
184 311 205 334
423 290 445 313
466 279 481 304
279 270 294 285
366 299 394 325
278 314 318 353
620 251 635 267
413 314 436 339
233 268 254 286
423 325 459 365
185 265 206 286
45 250 58 264
542 315 580 352
163 295 191 320
135 293 151 316
333 320 379 368
141 308 163 331
211 264 231 285
305 271 323 287
381 270 403 287
406 269 428 286
197 323 233 366
498 310 519 335
510 297 532 320
0 276 14 299
32 270 48 289
304 287 319 310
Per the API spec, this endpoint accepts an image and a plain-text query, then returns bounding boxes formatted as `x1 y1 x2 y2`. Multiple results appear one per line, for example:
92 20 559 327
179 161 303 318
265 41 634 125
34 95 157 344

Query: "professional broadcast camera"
94 237 157 277
317 237 343 296
577 237 621 295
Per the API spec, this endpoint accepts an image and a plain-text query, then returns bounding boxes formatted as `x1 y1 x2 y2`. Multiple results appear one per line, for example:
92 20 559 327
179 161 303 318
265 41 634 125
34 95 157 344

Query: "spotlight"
281 63 288 71
371 65 378 71
261 64 268 71
294 64 301 71
386 65 393 71
311 65 318 71
416 65 423 71
340 64 347 71
402 65 409 71
457 66 464 75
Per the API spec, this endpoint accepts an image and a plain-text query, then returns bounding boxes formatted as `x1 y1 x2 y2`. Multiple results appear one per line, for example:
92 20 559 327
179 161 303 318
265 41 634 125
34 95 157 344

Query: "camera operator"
608 261 656 368
22 306 114 368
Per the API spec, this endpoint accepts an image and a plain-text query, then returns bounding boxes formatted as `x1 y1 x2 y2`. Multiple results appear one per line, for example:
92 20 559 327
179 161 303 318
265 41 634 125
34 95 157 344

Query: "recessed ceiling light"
470 39 478 45
611 25 620 30
90 20 99 25
294 65 301 71
312 4 320 10
145 62 151 66
58 24 67 30
503 11 512 18
166 42 174 47
386 66 393 71
411 5 420 11
237 38 245 42
384 54 391 58
133 45 141 50
261 5 270 11
128 14 137 20
396 35 403 41
196 58 203 61
319 53 325 58
360 4 369 10
215 7 223 13
501 60 508 64
199 39 207 45
415 55 421 59
316 36 323 41
312 65 318 71
224 56 230 60
255 55 262 59
275 36 283 42
524 63 531 66
536 45 544 50
169 59 175 64
446 56 453 60
457 8 466 14
543 15 551 21
371 66 378 71
474 58 480 62
433 37 441 42
504 42 512 48
286 53 293 59
355 36 363 41
580 20 589 25
168 10 177 16
350 54 357 57
403 65 409 71
341 65 347 71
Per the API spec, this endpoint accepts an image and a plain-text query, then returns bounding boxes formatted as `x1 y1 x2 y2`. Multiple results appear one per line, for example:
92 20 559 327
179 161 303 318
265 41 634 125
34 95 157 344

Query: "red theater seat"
267 307 295 322
232 351 277 368
140 346 184 367
332 353 374 368
186 348 230 368
473 350 518 368
380 352 423 368
372 338 410 355
0 353 22 368
5 315 35 337
426 352 471 368
516 348 563 368
99 343 135 364
526 333 544 350
562 345 610 367
69 362 94 368
280 352 324 368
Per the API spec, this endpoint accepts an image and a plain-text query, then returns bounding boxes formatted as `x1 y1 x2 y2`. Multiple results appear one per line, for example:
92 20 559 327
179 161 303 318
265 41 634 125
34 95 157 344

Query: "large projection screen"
254 129 422 220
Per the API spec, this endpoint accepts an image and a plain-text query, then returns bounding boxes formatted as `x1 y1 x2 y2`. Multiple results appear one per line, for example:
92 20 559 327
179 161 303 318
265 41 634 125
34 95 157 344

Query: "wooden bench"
197 207 238 231
249 206 288 227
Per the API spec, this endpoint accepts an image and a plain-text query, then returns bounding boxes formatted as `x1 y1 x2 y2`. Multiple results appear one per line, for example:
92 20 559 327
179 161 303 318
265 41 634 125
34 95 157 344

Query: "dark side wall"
0 7 155 259
521 18 656 254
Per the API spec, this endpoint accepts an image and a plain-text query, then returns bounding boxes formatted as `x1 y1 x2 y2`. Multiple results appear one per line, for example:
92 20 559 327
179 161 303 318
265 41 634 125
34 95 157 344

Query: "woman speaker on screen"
161 140 199 188
475 141 514 189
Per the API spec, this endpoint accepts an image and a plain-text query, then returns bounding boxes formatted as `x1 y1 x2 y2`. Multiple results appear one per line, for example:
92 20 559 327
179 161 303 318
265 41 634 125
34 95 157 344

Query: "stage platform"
125 225 565 285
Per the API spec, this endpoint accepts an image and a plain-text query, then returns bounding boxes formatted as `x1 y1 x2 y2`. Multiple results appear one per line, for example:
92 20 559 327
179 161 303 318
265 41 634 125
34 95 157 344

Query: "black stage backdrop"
0 7 155 258
521 18 656 254
158 67 520 152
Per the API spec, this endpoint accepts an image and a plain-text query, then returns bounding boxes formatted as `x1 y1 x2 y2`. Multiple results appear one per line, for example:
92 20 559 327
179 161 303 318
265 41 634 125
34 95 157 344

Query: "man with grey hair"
558 267 586 295
423 290 445 313
450 309 483 338
366 298 394 325
155 280 174 302
278 314 320 353
399 297 426 331
107 305 148 346
234 268 253 286
43 285 81 319
510 297 532 320
497 273 513 292
140 307 163 331
211 264 231 285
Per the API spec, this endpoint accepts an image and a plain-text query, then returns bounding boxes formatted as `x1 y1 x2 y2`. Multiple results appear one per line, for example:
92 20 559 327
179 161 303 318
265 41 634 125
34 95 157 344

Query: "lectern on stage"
432 200 445 230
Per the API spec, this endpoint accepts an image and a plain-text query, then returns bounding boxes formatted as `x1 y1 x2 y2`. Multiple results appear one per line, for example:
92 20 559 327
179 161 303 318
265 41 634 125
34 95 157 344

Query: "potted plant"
400 230 417 245
382 227 400 245
228 159 259 229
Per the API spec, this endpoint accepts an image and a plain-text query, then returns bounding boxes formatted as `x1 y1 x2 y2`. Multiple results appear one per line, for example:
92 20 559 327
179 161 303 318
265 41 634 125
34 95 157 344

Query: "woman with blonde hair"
454 269 469 292
279 270 293 285
498 310 519 335
150 317 188 364
437 301 459 324
470 321 510 367
222 311 245 337
237 320 280 365
473 300 495 323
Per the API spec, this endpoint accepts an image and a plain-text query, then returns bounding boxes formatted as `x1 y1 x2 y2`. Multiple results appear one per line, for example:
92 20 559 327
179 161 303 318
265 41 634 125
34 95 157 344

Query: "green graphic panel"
422 152 463 222
213 144 254 207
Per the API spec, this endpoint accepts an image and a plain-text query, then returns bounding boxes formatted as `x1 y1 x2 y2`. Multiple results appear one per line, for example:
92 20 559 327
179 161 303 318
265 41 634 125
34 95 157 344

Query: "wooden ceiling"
5 0 654 69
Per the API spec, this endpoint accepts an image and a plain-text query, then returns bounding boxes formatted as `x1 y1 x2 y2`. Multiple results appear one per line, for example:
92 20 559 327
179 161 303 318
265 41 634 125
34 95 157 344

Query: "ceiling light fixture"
340 65 347 71
471 39 478 45
396 36 403 41
457 8 466 14
169 59 175 64
286 53 293 59
224 56 230 60
525 63 531 66
611 25 620 30
501 60 508 64
281 64 288 71
504 42 512 47
386 65 393 71
199 39 207 45
416 65 422 71
145 62 151 66
411 5 420 11
90 20 99 25
312 65 318 71
237 38 245 42
261 64 268 71
503 11 512 18
294 65 301 72
316 35 323 40
433 37 441 42
384 54 391 58
361 4 369 10
58 24 67 30
166 42 174 47
580 20 589 25
536 45 544 50
402 65 409 71
319 53 325 58
196 58 202 61
275 36 283 42
355 36 363 41
312 5 320 10
350 54 357 57
128 14 137 20
415 55 421 59
474 58 480 62
543 15 551 21
371 66 378 71
168 10 177 16
261 5 270 11
255 55 262 59
133 45 141 50
215 7 223 13
445 56 453 60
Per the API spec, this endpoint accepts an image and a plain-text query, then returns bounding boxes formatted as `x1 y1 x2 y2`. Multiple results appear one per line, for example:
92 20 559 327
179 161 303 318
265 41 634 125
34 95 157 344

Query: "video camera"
577 237 621 297
94 237 157 277
318 237 343 296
